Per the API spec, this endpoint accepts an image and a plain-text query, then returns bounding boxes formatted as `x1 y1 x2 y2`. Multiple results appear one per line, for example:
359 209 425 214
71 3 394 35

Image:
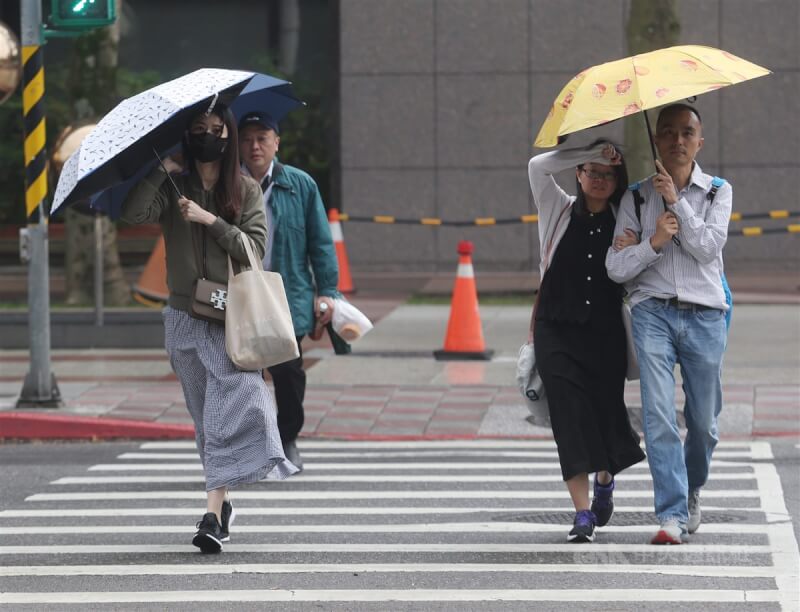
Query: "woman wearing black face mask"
121 103 297 555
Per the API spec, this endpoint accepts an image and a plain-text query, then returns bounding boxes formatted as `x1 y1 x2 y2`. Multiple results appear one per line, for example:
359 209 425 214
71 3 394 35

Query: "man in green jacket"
238 111 340 471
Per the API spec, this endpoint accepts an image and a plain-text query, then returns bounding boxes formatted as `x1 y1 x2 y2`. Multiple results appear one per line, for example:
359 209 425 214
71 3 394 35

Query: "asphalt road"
0 439 798 611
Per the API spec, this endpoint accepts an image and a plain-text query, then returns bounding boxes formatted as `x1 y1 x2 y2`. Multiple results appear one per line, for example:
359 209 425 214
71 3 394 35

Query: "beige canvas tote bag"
225 234 300 370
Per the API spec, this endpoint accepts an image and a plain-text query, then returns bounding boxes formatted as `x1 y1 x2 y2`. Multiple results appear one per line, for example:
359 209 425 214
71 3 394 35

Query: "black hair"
183 102 242 223
573 138 629 216
657 103 702 128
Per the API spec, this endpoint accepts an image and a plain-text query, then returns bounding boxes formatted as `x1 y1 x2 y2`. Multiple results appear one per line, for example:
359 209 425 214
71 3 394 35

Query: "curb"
0 412 194 441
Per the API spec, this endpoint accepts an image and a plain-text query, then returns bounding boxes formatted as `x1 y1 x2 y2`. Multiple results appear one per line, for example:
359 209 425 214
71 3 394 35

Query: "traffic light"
50 0 116 30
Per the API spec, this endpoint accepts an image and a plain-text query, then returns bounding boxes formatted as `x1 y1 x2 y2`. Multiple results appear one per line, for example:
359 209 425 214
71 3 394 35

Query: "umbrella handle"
643 111 681 246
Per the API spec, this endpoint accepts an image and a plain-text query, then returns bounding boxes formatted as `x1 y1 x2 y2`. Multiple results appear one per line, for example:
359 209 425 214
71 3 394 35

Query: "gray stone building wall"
339 0 799 274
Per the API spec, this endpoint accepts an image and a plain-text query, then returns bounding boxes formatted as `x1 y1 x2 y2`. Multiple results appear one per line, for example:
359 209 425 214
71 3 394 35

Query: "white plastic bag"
331 299 373 342
515 342 551 428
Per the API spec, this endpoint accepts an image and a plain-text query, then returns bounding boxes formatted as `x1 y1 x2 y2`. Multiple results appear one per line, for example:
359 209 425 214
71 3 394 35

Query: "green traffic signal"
50 0 116 30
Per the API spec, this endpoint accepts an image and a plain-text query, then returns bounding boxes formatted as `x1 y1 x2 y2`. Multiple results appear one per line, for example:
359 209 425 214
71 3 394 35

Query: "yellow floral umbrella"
535 45 770 148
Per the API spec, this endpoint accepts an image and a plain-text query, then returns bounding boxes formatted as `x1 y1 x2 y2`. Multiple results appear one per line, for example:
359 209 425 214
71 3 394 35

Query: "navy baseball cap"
238 111 280 134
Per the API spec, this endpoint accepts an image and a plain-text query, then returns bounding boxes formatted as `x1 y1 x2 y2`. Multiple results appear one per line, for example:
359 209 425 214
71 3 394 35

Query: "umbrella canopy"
51 68 303 215
534 45 770 148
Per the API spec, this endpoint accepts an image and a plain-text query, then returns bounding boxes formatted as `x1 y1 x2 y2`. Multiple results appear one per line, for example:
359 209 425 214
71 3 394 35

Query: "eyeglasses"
581 168 617 182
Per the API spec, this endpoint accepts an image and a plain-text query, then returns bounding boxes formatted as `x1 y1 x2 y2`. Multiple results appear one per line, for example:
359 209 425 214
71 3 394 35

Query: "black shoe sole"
192 532 222 553
592 507 614 527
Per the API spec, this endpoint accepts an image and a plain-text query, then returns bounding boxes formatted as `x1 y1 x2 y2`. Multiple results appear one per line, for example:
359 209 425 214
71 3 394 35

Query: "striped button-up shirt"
605 162 732 310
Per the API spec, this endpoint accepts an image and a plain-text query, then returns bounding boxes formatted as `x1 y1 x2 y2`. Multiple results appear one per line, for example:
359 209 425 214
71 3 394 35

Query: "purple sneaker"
567 509 597 543
590 475 615 527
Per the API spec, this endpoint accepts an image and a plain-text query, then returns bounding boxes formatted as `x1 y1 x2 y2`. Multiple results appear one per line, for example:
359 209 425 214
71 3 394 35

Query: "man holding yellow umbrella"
606 102 729 545
535 45 770 545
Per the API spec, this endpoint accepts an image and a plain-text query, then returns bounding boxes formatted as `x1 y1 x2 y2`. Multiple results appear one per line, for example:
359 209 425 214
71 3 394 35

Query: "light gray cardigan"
527 143 613 279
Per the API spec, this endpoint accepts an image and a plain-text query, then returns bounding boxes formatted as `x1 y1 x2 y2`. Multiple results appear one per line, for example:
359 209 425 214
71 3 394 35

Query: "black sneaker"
192 512 223 554
283 439 304 472
567 510 597 543
220 499 236 543
590 475 615 527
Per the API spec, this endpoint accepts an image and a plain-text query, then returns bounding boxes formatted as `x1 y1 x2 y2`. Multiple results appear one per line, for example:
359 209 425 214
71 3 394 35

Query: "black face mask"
187 132 228 163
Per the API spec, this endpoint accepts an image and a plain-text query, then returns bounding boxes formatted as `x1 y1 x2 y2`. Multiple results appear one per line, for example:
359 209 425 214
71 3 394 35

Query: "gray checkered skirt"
163 306 297 490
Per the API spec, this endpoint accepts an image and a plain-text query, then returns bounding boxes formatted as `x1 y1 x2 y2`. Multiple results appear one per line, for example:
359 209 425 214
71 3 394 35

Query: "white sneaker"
651 518 683 545
687 489 701 534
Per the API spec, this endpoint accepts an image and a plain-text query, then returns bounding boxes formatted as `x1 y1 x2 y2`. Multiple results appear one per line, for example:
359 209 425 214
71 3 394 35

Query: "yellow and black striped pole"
17 0 61 407
22 43 47 221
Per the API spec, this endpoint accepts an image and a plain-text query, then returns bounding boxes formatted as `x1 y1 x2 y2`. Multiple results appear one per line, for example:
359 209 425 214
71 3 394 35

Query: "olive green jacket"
120 168 267 311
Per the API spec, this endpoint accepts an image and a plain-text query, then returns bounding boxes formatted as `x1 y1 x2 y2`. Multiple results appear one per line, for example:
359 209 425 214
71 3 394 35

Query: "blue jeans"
631 298 727 525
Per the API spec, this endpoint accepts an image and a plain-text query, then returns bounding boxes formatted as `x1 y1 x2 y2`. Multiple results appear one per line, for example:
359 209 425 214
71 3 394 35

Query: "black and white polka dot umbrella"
51 68 302 215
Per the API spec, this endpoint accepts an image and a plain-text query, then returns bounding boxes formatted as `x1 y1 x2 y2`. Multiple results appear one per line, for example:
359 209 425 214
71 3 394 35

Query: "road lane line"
0 522 776 536
751 459 800 611
24 490 761 502
0 588 781 604
138 440 756 450
0 563 782 578
50 472 757 485
85 461 753 471
0 543 774 555
116 450 762 460
0 505 756 518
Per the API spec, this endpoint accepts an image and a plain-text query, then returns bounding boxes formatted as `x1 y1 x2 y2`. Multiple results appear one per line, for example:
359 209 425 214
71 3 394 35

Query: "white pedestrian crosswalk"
0 440 798 610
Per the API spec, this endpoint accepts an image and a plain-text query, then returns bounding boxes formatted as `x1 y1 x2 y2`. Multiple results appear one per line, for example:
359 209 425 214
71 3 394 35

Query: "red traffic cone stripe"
328 208 355 294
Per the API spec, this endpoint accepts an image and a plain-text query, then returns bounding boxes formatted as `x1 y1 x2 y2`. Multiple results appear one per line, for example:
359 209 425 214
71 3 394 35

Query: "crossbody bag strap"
529 203 571 337
190 223 209 280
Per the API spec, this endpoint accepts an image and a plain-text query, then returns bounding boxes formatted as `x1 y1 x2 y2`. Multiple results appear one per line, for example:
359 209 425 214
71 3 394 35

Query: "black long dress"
534 206 645 481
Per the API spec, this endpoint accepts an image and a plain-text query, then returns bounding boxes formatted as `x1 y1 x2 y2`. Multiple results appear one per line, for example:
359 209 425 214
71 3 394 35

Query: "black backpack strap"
629 181 644 226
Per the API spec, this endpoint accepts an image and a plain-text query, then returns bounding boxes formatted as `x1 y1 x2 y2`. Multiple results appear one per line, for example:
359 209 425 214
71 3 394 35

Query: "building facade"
338 0 800 274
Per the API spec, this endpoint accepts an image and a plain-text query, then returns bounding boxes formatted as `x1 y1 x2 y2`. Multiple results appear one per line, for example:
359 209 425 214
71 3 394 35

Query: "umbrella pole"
152 148 183 199
642 110 659 172
643 110 681 245
94 212 104 327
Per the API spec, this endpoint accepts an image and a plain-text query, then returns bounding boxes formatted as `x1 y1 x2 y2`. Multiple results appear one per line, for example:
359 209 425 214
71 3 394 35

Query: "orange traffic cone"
328 208 355 294
434 240 494 360
132 235 169 307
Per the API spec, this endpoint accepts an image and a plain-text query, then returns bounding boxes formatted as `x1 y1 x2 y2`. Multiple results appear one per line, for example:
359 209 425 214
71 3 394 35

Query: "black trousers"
266 336 305 444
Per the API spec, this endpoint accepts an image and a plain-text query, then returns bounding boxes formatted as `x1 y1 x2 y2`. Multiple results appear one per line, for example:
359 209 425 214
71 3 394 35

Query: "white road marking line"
138 440 755 450
116 450 761 460
0 543 774 556
86 461 754 471
50 472 757 485
752 459 800 611
120 451 569 459
0 563 783 579
0 589 782 604
0 522 776 536
24 490 761 502
0 505 754 518
748 441 775 460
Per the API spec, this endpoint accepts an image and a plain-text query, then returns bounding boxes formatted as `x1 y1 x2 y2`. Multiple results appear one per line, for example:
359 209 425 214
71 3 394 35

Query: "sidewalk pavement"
1 273 798 441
